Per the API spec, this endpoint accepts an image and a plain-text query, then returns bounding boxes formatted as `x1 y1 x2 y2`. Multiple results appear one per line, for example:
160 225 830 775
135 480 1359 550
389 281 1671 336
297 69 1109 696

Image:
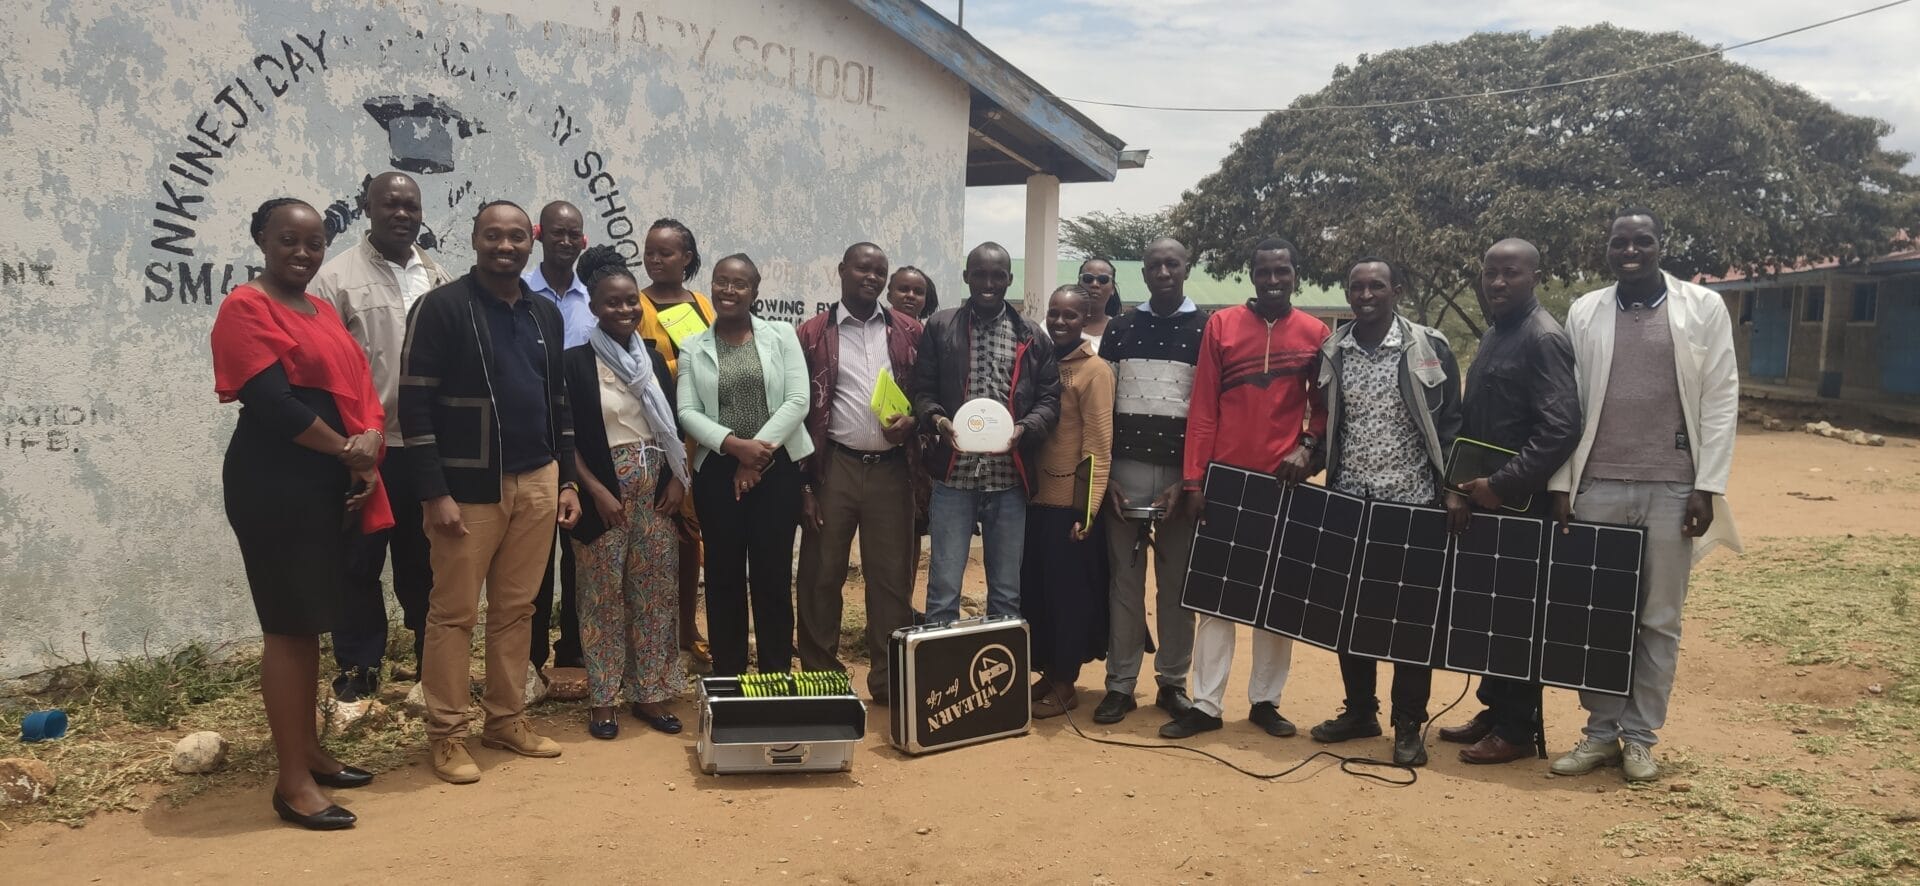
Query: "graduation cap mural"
362 94 485 174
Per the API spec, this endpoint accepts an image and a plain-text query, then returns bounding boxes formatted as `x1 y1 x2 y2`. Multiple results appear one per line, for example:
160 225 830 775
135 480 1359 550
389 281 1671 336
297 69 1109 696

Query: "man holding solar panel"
1305 257 1464 766
1437 237 1583 766
1544 209 1742 782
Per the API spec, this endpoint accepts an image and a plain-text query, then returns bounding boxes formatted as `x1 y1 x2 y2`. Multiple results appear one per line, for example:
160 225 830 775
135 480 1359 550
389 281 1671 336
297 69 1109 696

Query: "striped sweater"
1097 305 1211 467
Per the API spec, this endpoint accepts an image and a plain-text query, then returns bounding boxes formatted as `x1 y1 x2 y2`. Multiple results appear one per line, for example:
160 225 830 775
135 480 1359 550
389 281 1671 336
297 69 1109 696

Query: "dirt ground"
4 422 1918 885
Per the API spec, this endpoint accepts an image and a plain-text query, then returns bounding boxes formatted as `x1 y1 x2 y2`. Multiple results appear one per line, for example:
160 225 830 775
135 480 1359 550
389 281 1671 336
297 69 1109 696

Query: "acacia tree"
1171 24 1920 336
1060 209 1169 261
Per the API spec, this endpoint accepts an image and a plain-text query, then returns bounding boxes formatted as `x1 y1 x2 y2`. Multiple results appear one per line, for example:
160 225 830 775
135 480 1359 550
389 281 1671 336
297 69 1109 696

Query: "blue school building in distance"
1706 246 1920 408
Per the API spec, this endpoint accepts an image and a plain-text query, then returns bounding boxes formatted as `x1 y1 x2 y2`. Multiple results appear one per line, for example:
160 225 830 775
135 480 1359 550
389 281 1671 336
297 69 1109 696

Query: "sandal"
690 640 713 665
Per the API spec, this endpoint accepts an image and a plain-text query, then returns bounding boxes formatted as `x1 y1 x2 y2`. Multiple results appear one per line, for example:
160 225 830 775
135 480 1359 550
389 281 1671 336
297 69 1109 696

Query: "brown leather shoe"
1438 710 1495 744
1458 733 1533 765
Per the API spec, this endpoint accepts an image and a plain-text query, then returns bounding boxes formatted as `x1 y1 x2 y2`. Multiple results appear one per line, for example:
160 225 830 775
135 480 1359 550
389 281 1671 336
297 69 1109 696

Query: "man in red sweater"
1164 238 1330 739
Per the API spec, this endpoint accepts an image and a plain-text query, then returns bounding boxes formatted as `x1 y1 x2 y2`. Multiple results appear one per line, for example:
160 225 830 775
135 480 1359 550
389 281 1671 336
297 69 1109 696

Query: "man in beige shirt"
310 171 453 701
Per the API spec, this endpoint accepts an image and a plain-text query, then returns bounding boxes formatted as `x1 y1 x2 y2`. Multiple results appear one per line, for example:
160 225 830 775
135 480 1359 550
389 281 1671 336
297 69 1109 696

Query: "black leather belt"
832 440 903 463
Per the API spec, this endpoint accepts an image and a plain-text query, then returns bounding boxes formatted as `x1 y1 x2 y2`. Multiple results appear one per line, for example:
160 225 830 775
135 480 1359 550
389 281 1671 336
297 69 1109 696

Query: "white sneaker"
1622 741 1659 782
1550 736 1623 775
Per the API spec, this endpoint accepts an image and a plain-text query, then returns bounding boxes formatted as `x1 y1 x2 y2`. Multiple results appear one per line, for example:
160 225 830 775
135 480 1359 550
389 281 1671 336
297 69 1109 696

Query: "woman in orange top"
211 198 392 830
636 218 716 666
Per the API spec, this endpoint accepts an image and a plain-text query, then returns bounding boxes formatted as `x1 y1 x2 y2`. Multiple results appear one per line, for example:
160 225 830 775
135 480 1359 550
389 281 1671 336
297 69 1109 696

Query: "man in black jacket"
400 200 582 784
1439 238 1582 766
911 242 1061 624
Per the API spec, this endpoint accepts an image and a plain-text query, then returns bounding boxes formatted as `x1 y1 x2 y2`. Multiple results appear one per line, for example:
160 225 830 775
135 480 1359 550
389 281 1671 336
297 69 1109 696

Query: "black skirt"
1020 506 1109 679
222 387 354 635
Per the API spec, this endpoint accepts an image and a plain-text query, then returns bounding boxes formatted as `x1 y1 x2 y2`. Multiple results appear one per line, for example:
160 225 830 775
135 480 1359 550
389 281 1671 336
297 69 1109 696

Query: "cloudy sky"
941 0 1920 254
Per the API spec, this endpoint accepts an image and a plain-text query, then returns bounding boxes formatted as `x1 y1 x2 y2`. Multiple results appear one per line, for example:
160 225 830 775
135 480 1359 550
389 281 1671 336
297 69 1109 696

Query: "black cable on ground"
1057 673 1474 787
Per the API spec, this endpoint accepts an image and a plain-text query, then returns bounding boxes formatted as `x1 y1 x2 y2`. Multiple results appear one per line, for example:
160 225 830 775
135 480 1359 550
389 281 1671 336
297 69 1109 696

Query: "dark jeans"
334 449 433 672
1478 677 1544 746
530 529 582 669
1337 654 1432 725
692 451 801 676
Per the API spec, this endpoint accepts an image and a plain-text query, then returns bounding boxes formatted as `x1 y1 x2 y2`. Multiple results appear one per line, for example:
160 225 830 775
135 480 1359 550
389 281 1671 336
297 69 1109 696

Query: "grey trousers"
1573 478 1696 748
1102 458 1196 695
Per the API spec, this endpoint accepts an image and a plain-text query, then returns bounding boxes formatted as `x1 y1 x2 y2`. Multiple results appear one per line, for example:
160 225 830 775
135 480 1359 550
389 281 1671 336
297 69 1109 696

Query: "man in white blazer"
1547 208 1742 783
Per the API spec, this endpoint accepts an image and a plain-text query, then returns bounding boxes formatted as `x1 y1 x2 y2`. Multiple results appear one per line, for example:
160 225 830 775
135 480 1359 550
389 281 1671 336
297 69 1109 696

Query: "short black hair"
1079 256 1124 317
250 197 314 240
1051 283 1096 315
1350 255 1403 288
649 218 702 277
472 199 528 233
1613 206 1665 237
891 266 939 318
843 241 885 262
359 171 417 205
967 241 1011 267
1252 237 1300 271
576 243 634 292
714 252 760 287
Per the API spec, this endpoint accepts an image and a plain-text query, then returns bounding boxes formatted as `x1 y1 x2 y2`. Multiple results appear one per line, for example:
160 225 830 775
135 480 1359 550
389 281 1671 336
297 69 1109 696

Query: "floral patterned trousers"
573 444 682 706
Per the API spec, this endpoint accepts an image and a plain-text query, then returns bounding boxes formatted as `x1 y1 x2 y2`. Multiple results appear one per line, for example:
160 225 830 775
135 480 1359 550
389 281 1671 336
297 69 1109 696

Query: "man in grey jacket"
311 171 452 701
1306 258 1462 767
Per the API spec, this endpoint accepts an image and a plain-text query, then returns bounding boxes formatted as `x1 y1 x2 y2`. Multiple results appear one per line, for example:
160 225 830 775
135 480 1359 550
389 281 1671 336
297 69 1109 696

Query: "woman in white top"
564 246 693 739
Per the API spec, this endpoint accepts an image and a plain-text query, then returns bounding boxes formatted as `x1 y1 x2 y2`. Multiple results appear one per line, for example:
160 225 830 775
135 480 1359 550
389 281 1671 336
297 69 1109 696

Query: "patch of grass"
1612 535 1920 883
0 631 426 828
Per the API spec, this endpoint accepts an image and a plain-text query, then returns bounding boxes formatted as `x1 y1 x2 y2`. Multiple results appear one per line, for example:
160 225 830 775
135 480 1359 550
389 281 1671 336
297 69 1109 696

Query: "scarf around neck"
589 327 691 489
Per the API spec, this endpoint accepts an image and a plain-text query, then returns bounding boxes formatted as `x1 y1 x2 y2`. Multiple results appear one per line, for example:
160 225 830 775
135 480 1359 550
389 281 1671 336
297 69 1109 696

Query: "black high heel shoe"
310 765 374 789
630 703 683 734
272 793 356 830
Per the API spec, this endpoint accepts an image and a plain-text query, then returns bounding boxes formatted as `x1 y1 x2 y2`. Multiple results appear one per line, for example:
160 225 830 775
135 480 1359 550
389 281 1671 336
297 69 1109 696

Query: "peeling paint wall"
0 0 968 677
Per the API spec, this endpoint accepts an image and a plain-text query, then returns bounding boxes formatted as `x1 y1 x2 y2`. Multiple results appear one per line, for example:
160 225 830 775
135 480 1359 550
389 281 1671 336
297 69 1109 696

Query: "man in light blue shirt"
523 200 592 677
523 201 593 348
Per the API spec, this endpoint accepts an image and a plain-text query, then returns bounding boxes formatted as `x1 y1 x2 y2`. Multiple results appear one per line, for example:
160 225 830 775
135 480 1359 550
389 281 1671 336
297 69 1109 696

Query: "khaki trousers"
795 446 916 697
422 462 560 739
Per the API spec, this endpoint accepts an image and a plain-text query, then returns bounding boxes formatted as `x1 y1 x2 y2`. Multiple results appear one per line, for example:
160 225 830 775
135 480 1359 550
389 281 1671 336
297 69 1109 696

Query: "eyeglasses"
1078 273 1112 285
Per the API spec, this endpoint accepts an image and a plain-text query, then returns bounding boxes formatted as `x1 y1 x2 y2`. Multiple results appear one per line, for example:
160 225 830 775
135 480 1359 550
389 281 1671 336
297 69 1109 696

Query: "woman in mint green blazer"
675 253 813 676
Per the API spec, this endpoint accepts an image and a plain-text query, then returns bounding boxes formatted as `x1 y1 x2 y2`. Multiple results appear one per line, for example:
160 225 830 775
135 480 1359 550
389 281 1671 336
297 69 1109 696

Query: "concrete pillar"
1021 173 1061 324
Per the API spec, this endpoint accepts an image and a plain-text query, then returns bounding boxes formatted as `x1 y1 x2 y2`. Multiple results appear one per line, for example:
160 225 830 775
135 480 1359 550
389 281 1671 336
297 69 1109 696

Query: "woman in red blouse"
211 198 394 831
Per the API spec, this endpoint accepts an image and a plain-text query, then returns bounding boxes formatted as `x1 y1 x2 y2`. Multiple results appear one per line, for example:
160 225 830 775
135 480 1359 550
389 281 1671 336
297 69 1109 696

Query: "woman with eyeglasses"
1077 256 1125 350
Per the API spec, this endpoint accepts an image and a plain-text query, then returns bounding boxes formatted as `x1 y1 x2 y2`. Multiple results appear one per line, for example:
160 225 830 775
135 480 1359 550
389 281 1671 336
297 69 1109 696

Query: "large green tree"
1171 24 1920 336
1060 209 1169 261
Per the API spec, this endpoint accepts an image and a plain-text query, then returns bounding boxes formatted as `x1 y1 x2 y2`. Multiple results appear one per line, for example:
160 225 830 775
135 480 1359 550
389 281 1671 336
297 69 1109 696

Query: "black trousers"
692 451 801 676
1337 654 1432 725
1478 676 1543 746
529 529 582 669
334 449 434 671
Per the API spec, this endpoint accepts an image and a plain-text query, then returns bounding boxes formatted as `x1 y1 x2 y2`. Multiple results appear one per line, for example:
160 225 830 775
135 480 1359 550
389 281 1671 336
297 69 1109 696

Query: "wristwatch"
560 481 580 494
1297 433 1319 453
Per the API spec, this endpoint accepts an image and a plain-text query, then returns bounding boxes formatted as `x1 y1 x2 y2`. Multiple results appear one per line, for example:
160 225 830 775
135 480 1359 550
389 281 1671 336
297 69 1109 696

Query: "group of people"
211 170 1738 832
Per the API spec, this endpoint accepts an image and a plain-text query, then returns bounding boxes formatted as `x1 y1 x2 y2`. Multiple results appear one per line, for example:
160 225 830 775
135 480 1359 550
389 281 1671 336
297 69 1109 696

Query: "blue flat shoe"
630 704 682 734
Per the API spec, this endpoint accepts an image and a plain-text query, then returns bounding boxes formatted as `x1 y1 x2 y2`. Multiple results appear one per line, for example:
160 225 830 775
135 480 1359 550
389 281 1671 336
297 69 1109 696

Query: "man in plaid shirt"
912 242 1061 624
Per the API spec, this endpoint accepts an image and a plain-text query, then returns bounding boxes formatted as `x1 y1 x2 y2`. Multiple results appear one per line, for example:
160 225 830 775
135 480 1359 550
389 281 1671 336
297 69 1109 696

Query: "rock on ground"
0 758 55 804
170 731 229 774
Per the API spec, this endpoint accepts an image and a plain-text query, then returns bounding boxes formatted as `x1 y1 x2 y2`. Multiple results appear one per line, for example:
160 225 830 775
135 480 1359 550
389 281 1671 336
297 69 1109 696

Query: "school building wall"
0 0 969 678
1722 275 1920 402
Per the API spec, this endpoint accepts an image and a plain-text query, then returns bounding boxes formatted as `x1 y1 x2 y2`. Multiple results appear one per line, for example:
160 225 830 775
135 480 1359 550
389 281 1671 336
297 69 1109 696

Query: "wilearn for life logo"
924 644 1017 733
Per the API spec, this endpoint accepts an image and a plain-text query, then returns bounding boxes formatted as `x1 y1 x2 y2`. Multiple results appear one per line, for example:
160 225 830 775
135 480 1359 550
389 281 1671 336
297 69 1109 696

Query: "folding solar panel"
1260 483 1366 650
1538 522 1646 696
1444 513 1545 681
1180 464 1285 625
1345 502 1451 667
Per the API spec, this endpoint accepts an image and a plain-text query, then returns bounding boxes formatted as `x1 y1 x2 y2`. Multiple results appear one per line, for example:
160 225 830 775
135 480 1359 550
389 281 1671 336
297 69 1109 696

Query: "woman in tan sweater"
1022 285 1115 717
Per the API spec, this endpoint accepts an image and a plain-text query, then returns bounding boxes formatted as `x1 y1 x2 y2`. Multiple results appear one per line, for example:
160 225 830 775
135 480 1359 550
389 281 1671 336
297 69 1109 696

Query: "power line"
1052 0 1912 114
